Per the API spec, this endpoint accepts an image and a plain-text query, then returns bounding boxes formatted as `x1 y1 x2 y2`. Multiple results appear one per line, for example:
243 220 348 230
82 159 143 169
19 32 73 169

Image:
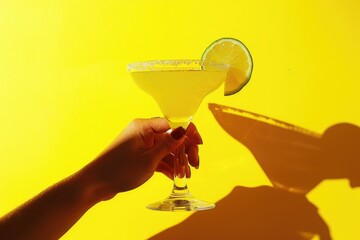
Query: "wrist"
74 167 117 204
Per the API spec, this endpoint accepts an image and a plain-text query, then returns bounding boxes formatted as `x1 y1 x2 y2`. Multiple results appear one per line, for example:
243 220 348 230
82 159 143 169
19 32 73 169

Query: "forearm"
0 170 106 240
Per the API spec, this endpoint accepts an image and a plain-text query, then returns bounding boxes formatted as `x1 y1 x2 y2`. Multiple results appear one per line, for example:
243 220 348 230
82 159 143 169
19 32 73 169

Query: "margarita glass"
128 59 229 211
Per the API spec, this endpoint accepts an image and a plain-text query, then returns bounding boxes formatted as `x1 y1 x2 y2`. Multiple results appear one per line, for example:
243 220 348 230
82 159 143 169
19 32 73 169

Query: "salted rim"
127 59 230 72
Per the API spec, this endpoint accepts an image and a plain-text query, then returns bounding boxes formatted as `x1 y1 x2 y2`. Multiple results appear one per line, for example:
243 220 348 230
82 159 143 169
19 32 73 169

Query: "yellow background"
1 0 359 239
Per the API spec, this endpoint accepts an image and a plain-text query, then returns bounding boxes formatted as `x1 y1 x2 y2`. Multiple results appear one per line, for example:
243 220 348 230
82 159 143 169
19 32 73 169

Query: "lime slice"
202 38 253 96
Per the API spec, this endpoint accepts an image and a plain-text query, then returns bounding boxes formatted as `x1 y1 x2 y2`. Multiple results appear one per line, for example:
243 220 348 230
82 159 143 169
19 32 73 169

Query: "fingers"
186 164 191 178
187 145 199 169
156 153 194 179
156 161 174 180
144 118 171 133
150 127 186 163
176 147 189 179
185 122 203 145
183 123 201 169
143 119 201 177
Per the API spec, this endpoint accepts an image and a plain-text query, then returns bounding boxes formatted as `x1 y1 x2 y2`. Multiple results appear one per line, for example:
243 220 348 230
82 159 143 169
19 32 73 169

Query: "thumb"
151 127 186 160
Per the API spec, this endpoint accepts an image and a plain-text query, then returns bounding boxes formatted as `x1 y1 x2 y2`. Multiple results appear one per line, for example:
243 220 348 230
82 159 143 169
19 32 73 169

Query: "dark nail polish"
171 127 186 140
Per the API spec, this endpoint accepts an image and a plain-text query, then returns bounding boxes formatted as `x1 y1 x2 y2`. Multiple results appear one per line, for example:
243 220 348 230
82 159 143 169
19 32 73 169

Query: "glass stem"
171 145 190 196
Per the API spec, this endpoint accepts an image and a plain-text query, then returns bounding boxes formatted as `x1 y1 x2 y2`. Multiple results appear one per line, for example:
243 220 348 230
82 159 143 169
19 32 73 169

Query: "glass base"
147 192 215 211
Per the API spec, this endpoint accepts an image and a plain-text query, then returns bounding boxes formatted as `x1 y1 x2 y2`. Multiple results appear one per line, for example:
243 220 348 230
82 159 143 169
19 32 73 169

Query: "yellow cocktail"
130 61 227 128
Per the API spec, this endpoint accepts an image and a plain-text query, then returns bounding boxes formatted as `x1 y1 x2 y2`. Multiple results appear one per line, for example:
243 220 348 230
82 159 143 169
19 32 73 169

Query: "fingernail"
196 156 200 169
171 127 186 140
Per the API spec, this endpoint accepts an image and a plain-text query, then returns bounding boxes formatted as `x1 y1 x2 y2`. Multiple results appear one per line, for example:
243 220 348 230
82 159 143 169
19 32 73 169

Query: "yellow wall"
1 0 359 239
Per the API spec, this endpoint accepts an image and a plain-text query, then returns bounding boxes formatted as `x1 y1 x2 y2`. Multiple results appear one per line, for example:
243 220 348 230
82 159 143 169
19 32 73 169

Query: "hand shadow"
150 103 360 240
149 186 331 240
208 103 360 193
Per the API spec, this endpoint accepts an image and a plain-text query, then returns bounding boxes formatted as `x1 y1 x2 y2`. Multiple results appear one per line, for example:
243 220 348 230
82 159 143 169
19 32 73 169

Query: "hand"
0 118 202 240
157 121 202 179
79 118 202 201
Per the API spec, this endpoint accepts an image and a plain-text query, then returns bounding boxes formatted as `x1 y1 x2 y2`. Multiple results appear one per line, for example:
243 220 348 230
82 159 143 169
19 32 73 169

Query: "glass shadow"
149 186 331 240
208 103 360 193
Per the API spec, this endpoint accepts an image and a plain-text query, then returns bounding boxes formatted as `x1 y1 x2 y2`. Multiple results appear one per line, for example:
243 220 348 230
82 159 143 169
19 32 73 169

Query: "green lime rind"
201 37 253 96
